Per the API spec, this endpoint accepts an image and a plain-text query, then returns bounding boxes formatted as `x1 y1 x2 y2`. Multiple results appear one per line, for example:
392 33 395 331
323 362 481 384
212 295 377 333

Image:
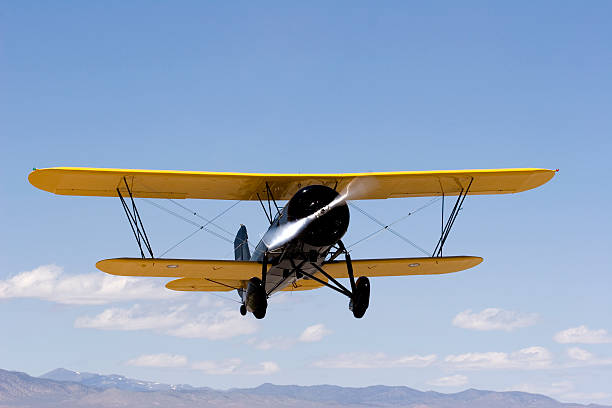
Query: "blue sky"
1 1 611 404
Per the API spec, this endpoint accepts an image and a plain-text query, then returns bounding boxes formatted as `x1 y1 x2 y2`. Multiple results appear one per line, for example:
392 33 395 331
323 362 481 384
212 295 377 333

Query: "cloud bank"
313 352 437 369
75 304 258 340
554 325 612 344
0 265 173 305
127 354 280 375
452 308 538 331
445 346 552 370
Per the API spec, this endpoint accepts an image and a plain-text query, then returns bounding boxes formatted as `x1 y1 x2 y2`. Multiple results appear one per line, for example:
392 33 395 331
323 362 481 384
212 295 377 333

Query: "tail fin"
234 225 251 261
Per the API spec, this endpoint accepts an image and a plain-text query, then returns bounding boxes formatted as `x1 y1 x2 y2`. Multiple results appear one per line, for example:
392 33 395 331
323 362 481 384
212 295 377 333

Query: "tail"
234 225 251 261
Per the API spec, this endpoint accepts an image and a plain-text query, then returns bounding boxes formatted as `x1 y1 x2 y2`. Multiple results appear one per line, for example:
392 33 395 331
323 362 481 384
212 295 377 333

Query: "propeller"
261 179 370 251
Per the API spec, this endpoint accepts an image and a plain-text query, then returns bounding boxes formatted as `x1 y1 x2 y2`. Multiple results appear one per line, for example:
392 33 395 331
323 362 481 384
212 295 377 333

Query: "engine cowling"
286 185 350 247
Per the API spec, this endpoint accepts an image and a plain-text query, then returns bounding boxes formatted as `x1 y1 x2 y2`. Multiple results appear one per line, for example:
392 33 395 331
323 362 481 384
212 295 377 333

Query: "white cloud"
554 325 612 344
246 337 294 351
452 308 538 331
444 346 552 370
247 361 280 375
191 359 279 375
126 353 188 368
565 347 612 367
75 304 186 330
511 381 574 396
246 324 331 350
313 352 436 369
192 358 243 375
567 347 594 361
167 310 257 340
298 324 331 342
428 374 468 387
0 265 174 305
512 382 611 403
561 392 611 402
76 305 258 340
122 353 279 375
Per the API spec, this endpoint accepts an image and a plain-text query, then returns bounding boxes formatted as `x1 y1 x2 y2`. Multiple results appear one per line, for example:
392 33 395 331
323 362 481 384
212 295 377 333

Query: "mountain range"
0 367 608 408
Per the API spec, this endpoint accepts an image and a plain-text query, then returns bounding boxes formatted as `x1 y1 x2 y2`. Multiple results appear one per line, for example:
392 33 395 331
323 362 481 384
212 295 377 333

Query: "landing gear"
238 254 269 319
342 242 370 319
349 276 370 318
246 277 267 319
294 241 371 319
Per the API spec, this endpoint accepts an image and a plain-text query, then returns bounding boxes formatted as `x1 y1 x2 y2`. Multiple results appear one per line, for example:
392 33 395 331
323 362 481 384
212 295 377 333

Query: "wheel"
247 277 267 319
350 276 370 318
253 307 267 319
240 304 247 316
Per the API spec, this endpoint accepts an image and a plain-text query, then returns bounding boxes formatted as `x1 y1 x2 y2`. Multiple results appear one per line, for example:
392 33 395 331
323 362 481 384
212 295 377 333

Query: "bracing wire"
347 198 440 255
204 292 243 304
144 199 243 257
168 199 237 238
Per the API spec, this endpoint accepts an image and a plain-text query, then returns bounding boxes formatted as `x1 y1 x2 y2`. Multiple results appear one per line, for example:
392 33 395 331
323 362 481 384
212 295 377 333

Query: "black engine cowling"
286 185 350 247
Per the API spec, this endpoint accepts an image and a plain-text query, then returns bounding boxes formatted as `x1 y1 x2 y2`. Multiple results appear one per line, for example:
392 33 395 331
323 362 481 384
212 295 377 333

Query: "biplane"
28 167 555 319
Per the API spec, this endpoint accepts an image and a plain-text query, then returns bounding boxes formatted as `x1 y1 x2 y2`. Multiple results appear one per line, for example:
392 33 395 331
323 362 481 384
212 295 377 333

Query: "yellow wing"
281 279 326 291
165 278 240 292
164 276 326 292
324 256 483 278
97 256 481 281
96 258 260 279
29 167 555 200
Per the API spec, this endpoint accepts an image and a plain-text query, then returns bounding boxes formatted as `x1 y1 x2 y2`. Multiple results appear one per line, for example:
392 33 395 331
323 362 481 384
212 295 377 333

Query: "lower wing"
97 256 482 292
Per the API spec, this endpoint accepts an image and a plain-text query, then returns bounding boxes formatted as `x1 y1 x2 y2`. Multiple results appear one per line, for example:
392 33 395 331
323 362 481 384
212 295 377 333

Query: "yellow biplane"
29 167 555 319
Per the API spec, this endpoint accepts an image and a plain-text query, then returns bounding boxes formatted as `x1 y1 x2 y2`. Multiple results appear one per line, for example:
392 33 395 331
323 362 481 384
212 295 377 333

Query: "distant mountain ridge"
40 368 198 392
0 368 609 408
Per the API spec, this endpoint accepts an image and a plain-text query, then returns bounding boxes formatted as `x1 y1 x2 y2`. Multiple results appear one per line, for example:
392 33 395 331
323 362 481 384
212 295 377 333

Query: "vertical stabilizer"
234 225 251 261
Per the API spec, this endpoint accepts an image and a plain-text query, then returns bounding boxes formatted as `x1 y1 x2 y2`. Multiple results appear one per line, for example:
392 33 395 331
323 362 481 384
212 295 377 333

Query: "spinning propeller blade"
261 180 371 250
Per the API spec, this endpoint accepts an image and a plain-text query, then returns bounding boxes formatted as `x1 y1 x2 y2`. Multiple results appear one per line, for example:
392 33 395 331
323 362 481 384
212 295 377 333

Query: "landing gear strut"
294 240 371 319
244 277 267 319
349 276 370 318
341 242 370 319
240 253 268 319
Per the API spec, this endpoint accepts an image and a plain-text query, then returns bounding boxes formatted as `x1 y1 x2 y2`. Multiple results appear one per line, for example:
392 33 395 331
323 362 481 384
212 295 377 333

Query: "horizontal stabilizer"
166 278 241 292
164 276 326 292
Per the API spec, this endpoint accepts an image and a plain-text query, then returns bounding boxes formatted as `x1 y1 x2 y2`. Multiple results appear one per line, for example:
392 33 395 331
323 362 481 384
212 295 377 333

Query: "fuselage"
247 184 350 296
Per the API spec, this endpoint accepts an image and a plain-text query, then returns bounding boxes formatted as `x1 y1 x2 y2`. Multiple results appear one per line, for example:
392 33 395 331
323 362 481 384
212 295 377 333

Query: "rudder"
234 225 251 261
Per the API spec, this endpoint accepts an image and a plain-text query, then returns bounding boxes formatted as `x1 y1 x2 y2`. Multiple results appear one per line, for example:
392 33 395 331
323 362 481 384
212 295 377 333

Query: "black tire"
351 276 370 319
253 307 267 319
247 277 267 319
240 304 247 316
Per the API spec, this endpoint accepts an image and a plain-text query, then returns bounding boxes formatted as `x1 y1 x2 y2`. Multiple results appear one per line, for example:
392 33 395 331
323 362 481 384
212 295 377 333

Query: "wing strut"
116 177 154 259
432 177 473 257
256 182 282 225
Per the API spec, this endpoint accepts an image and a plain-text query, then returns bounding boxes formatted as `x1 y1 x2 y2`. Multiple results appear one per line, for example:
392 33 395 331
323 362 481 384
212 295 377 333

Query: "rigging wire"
167 199 237 238
347 198 440 255
137 178 252 251
204 291 243 304
144 199 242 257
170 199 256 252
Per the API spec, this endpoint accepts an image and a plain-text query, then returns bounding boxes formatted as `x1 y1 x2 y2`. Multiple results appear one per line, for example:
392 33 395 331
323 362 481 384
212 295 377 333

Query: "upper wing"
323 256 483 278
29 167 555 200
